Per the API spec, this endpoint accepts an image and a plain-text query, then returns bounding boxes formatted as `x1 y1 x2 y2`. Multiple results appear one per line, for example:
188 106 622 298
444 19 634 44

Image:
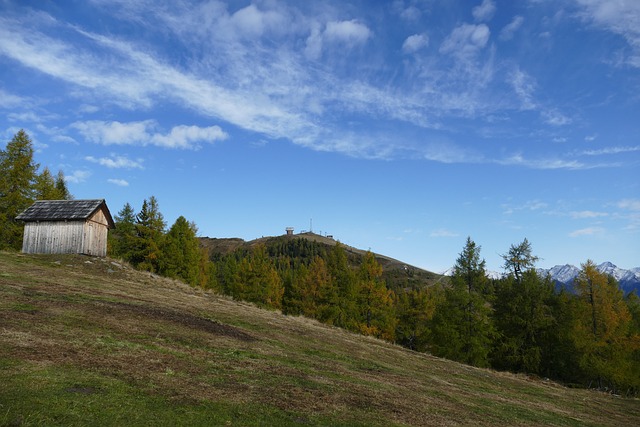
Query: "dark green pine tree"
0 130 39 250
109 202 137 260
34 167 58 200
430 237 495 367
236 245 283 309
492 267 557 374
133 196 166 272
326 242 357 330
34 168 72 201
395 287 438 352
54 170 72 200
161 216 201 286
355 251 396 341
501 238 539 283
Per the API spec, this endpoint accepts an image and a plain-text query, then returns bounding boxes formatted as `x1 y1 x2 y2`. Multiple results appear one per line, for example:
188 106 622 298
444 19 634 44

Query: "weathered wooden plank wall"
22 221 85 254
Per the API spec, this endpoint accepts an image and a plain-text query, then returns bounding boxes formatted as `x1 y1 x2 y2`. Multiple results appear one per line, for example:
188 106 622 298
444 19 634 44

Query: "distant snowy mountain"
537 262 640 294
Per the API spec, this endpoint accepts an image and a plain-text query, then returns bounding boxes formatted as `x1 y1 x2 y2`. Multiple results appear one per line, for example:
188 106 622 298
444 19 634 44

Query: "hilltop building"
16 199 115 257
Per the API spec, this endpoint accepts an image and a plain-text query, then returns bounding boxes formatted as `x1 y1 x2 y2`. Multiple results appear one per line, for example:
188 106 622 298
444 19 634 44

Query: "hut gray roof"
16 199 115 228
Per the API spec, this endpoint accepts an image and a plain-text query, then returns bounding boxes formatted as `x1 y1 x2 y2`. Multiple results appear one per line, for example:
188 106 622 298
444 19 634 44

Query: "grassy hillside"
1 251 638 426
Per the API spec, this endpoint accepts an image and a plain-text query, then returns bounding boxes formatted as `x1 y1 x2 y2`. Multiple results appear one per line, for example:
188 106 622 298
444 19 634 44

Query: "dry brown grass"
1 251 639 426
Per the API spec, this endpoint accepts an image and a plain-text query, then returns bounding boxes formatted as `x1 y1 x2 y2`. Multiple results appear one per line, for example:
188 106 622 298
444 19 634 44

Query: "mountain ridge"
537 262 640 294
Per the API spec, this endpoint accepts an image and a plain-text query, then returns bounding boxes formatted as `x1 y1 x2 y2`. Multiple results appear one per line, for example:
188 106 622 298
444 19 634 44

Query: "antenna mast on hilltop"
310 218 313 233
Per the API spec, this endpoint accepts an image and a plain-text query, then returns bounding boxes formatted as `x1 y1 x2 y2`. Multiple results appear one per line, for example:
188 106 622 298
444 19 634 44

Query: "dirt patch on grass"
93 301 256 343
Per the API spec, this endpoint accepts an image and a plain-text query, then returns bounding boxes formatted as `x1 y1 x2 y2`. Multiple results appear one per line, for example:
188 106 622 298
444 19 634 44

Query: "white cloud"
499 154 587 170
229 4 287 38
574 0 640 67
618 199 640 211
65 170 91 184
502 199 549 215
430 228 460 238
508 66 537 110
85 155 143 169
402 33 429 54
579 145 640 155
472 0 496 22
542 109 572 126
324 20 372 44
500 15 524 40
569 227 605 237
570 210 608 219
107 178 129 187
422 141 482 164
440 23 490 60
72 120 227 149
0 88 28 108
306 19 372 60
151 125 228 149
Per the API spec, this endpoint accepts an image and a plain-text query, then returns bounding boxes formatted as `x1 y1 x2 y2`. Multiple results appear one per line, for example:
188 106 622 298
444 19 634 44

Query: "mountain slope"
200 232 444 290
1 251 639 426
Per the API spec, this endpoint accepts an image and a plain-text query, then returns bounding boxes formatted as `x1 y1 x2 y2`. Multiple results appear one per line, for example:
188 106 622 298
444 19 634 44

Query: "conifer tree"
430 237 495 367
0 130 39 250
133 197 166 272
355 251 396 340
492 269 556 374
395 288 438 351
501 238 539 283
326 242 357 330
161 216 202 286
55 170 72 200
236 245 283 309
109 202 137 260
34 167 58 200
572 260 638 392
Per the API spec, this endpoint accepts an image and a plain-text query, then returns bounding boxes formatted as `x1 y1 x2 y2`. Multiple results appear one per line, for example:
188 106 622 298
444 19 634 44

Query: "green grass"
1 251 639 426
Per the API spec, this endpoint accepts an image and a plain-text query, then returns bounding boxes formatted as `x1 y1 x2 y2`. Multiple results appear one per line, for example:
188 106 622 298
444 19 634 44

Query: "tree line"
2 130 638 395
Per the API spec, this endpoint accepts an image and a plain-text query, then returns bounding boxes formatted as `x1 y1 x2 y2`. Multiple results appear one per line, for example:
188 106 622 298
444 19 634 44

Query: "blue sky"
1 0 638 273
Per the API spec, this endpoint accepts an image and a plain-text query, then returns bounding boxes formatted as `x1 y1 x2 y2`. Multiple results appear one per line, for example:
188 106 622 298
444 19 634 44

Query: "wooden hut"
15 199 115 257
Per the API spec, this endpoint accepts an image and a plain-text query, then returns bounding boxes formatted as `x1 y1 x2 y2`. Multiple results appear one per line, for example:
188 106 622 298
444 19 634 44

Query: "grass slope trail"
1 252 638 426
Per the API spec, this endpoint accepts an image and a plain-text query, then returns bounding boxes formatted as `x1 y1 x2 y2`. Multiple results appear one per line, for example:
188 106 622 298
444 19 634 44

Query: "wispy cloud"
618 199 640 211
508 66 537 110
574 0 640 67
440 23 490 61
617 199 640 231
306 20 372 60
0 88 28 109
72 121 227 149
569 226 605 237
85 155 144 169
430 228 460 238
542 109 572 126
472 0 496 23
502 199 549 215
107 178 129 186
500 16 524 41
65 170 91 184
402 33 429 54
498 154 588 170
578 145 640 156
570 210 608 219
